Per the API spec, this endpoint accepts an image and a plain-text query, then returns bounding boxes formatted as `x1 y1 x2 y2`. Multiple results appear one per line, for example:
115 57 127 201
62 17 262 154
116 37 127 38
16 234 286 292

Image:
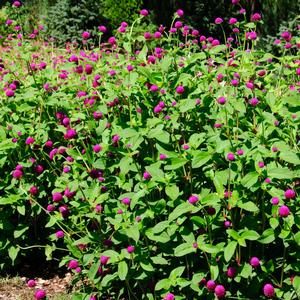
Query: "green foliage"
102 0 142 28
0 3 300 300
46 0 105 46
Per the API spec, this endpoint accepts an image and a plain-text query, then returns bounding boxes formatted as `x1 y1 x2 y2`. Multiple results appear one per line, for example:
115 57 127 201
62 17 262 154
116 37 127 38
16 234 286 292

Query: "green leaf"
259 228 275 244
209 45 227 54
118 261 128 281
241 172 259 188
174 243 196 257
192 151 211 168
238 201 259 212
169 202 192 222
155 278 171 291
224 241 237 262
151 256 168 265
210 264 219 281
88 261 101 281
165 158 187 170
0 195 21 205
8 246 19 264
240 263 252 279
14 225 29 238
294 232 300 246
240 230 260 241
145 163 165 182
280 151 300 165
127 224 140 243
170 266 185 279
152 221 169 234
165 185 180 201
267 167 296 179
293 276 300 295
140 261 154 272
270 218 279 229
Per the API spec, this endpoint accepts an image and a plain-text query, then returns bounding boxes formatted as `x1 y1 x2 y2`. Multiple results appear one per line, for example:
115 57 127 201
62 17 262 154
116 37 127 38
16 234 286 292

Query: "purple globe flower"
34 289 46 299
100 255 110 265
284 189 295 199
271 197 279 205
214 285 226 298
215 17 223 24
217 97 226 105
249 97 259 106
143 171 152 180
188 195 199 204
122 197 131 205
93 144 102 153
163 293 175 300
140 9 149 16
227 152 235 161
52 192 63 202
68 259 79 269
55 230 64 238
263 283 275 298
127 245 135 253
27 279 36 287
250 257 260 268
279 205 290 217
176 85 185 94
226 266 237 278
206 280 216 291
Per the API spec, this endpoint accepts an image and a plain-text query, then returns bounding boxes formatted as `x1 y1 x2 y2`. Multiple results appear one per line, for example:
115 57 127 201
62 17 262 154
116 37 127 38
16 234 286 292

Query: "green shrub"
46 0 105 46
102 0 142 28
0 3 300 300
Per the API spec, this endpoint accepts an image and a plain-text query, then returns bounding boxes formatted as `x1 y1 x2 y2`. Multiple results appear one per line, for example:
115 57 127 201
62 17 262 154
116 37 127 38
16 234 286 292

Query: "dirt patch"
0 273 73 300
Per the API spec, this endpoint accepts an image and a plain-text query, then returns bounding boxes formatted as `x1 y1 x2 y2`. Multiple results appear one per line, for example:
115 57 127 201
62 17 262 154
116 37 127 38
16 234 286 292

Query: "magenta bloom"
206 280 216 291
284 189 295 199
55 230 64 238
251 13 262 22
229 18 237 25
34 289 46 300
64 129 77 139
140 9 149 16
215 17 223 24
159 153 167 160
27 279 36 287
258 161 265 168
100 255 110 265
226 266 237 278
127 245 135 253
271 197 279 205
227 153 235 161
236 149 244 156
163 293 175 300
188 195 199 204
12 169 23 179
122 197 131 205
214 285 226 298
176 85 185 94
279 205 290 217
249 97 259 106
93 144 102 153
250 257 260 268
176 9 184 17
143 171 152 180
82 31 90 39
217 97 226 105
52 192 63 202
29 186 38 196
5 89 15 97
263 283 275 298
25 136 35 145
68 259 79 269
98 25 107 32
13 1 22 7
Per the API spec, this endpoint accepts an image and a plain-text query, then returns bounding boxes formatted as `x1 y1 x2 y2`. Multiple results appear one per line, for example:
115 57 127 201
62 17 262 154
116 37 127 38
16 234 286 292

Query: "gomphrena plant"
0 1 299 299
